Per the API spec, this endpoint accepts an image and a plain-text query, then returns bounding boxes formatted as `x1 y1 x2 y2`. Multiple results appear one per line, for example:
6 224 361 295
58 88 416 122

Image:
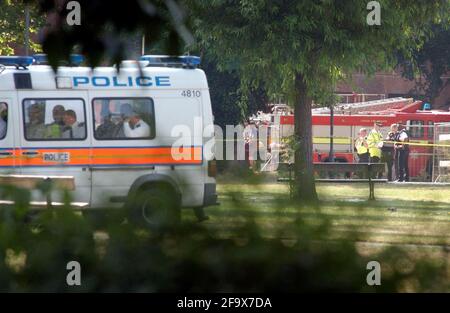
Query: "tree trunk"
293 73 318 203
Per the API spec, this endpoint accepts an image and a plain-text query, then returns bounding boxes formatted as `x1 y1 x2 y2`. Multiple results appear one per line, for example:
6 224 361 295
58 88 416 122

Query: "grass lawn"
187 179 450 253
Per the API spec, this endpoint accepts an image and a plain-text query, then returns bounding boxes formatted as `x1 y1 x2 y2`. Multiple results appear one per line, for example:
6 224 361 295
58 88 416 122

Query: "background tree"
0 0 44 55
189 0 449 202
201 57 244 128
397 24 450 108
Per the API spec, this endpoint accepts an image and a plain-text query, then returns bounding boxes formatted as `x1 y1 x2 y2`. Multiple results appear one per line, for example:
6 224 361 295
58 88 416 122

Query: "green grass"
191 181 450 249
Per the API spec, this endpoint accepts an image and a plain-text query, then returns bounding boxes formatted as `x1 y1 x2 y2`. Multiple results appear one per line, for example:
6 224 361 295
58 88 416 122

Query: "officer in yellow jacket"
367 121 383 163
355 128 369 163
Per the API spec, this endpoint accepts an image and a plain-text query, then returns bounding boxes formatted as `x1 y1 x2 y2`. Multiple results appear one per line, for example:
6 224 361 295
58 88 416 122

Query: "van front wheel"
128 185 180 230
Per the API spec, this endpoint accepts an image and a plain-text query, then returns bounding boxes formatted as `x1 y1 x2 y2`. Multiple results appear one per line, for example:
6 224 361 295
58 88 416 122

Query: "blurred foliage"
24 0 192 68
0 0 44 55
0 183 447 292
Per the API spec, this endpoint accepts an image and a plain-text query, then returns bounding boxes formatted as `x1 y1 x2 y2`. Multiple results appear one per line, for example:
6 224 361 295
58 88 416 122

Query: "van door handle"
0 151 12 158
22 151 39 157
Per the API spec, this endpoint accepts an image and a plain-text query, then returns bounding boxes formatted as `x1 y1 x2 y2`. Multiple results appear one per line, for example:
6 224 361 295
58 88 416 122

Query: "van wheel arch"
127 174 181 202
126 175 181 230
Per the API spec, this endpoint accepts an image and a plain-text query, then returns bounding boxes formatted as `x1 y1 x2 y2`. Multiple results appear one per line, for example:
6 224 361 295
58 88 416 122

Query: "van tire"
127 184 180 231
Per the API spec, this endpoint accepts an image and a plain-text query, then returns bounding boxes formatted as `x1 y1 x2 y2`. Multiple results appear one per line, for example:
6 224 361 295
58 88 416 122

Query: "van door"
0 98 16 172
89 94 158 207
17 91 92 204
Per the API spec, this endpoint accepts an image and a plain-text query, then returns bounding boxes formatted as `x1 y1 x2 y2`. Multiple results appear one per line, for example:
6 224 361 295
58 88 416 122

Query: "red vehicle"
271 98 450 180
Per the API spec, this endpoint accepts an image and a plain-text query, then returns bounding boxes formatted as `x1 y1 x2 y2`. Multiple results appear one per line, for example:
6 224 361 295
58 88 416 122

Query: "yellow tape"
383 140 450 148
217 138 450 147
313 137 352 144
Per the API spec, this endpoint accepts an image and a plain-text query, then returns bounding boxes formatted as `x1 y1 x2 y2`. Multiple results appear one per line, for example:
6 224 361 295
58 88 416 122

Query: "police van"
0 54 217 225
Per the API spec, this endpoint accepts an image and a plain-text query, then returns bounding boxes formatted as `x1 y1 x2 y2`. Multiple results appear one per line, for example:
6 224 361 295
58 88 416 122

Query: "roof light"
33 54 48 65
120 60 151 68
33 54 85 66
70 54 85 66
139 55 201 68
0 56 34 68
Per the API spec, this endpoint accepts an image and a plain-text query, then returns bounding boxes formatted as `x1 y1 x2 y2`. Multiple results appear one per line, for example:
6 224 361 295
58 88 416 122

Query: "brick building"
336 70 450 109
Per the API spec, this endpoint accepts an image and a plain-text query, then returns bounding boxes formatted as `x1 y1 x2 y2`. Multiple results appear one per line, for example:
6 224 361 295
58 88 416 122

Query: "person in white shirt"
120 104 150 138
243 120 258 169
394 124 410 182
243 121 257 143
62 110 86 139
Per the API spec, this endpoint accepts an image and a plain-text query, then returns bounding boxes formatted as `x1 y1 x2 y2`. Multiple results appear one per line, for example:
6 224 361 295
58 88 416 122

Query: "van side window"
0 102 7 140
92 98 155 140
23 98 86 141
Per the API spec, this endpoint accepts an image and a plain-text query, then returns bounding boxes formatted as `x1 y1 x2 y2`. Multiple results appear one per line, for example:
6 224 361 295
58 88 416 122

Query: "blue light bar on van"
139 55 201 68
0 56 34 68
32 54 48 65
33 54 85 66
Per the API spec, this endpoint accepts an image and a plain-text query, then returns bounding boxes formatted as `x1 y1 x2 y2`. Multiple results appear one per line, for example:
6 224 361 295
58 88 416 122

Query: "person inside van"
96 112 123 139
45 105 66 138
26 103 47 139
62 110 86 139
120 103 150 138
0 103 7 139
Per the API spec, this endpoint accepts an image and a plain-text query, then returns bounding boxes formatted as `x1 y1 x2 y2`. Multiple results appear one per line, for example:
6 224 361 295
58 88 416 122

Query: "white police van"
0 54 217 225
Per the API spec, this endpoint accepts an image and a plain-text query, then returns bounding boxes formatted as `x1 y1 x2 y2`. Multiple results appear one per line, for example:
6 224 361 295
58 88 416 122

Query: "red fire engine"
269 98 450 180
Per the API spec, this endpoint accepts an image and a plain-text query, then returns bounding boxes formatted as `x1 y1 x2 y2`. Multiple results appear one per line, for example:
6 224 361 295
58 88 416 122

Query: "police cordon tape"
382 140 450 148
217 138 450 147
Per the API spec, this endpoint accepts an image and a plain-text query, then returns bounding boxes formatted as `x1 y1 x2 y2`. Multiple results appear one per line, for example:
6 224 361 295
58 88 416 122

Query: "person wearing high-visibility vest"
354 127 369 178
367 121 384 163
45 105 65 138
367 121 384 178
355 128 369 163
